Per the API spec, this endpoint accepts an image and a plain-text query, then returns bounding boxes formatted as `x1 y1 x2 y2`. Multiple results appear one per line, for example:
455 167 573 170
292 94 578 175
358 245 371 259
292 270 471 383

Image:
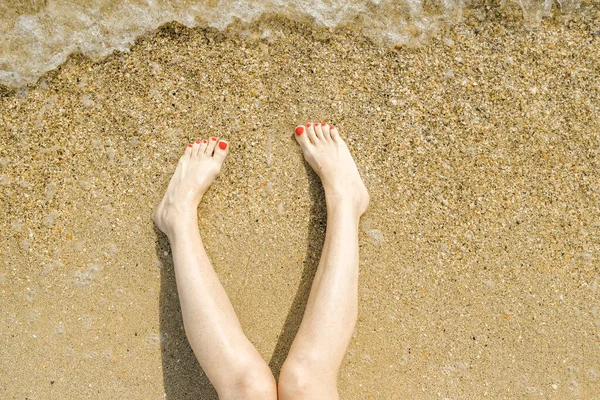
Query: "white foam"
0 0 582 89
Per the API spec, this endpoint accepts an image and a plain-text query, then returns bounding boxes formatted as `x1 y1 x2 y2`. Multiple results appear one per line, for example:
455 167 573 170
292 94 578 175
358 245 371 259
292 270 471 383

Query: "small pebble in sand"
43 260 63 275
78 180 90 190
81 94 94 107
45 182 58 199
44 212 59 228
18 180 32 190
103 243 118 258
367 229 384 245
91 139 103 150
146 332 168 345
361 353 374 364
74 264 103 287
150 63 161 75
11 220 23 232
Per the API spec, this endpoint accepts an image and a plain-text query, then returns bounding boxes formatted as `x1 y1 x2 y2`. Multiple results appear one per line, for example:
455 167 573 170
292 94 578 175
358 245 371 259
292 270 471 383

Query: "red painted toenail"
187 144 193 148
315 123 320 126
203 139 207 143
211 137 217 141
330 125 335 130
219 141 227 150
196 140 201 144
322 122 327 126
295 126 304 135
306 123 311 127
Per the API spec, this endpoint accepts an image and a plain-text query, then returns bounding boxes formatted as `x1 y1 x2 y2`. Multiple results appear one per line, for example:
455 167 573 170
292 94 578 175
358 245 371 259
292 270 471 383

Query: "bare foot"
294 122 370 217
153 137 229 236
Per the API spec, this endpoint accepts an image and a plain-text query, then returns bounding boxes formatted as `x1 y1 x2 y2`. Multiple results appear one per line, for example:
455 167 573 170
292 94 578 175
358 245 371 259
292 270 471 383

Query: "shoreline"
1 7 599 399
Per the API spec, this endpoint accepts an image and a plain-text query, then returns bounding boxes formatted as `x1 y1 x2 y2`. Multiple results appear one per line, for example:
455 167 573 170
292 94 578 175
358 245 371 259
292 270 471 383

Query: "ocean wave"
0 0 582 89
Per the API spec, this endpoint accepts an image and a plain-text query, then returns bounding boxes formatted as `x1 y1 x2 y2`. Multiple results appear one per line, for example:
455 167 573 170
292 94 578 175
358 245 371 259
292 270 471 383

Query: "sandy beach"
1 4 599 399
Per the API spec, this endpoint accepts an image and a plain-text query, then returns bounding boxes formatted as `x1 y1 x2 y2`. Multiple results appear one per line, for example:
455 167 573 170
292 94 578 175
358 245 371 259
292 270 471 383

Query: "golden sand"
1 6 599 399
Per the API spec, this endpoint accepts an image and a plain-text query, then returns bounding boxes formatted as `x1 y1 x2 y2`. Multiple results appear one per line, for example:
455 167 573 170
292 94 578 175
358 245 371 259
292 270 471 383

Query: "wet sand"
1 4 600 399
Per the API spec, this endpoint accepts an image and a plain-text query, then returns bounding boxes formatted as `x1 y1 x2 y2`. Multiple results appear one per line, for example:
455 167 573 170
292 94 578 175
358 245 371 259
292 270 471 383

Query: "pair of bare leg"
153 123 370 399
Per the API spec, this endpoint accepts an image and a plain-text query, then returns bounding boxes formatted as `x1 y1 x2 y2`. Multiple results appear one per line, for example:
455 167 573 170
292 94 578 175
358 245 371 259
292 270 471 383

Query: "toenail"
187 144 193 148
306 123 311 127
315 123 320 126
330 125 335 130
295 126 304 135
219 141 228 150
211 137 217 141
322 122 326 126
203 139 207 143
196 140 201 144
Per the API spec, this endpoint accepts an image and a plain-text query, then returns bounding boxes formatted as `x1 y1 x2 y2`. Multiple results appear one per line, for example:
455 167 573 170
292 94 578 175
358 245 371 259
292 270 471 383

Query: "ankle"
325 191 363 219
154 205 198 238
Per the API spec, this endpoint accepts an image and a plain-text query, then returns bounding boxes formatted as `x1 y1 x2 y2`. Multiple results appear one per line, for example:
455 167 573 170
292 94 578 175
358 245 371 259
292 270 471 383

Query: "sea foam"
0 0 582 89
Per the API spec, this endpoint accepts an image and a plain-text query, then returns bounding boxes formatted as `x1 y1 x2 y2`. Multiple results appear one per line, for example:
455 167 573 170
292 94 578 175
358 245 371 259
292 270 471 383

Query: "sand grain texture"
1 6 600 399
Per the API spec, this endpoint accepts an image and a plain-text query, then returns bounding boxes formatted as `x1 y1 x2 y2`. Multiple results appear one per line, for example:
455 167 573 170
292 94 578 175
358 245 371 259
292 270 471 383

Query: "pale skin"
153 123 369 399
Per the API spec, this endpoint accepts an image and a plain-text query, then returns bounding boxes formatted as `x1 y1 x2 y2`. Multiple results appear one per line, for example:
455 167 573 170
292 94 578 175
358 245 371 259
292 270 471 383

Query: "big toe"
213 139 229 163
294 125 311 148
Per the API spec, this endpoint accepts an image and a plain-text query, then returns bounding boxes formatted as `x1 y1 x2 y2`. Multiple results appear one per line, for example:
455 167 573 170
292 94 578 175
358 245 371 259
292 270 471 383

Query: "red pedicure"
196 139 201 144
330 125 335 130
322 122 327 126
203 139 207 143
211 137 217 141
314 122 320 126
295 126 304 135
187 144 193 148
306 123 311 127
219 141 228 150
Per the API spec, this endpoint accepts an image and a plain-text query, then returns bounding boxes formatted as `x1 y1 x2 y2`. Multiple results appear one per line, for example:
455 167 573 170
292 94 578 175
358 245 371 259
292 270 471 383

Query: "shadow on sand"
157 163 326 398
268 166 327 378
156 225 218 400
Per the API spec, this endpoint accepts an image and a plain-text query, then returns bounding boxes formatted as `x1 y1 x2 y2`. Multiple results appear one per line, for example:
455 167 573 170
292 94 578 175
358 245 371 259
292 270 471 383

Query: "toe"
294 125 311 148
321 123 331 141
192 139 202 156
314 122 324 140
330 125 340 142
184 143 193 157
206 136 218 155
199 138 209 155
214 140 229 163
306 123 317 143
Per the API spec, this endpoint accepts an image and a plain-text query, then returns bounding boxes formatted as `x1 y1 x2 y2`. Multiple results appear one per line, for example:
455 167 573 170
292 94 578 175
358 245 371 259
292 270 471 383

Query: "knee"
278 356 321 400
217 365 277 400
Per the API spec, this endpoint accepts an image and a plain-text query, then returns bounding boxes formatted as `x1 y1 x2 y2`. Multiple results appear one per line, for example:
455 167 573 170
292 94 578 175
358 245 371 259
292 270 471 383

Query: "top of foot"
294 122 370 216
153 137 229 236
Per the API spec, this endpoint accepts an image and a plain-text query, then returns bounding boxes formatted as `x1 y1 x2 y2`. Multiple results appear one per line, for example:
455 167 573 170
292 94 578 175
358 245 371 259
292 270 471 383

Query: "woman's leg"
278 123 370 400
153 137 277 400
